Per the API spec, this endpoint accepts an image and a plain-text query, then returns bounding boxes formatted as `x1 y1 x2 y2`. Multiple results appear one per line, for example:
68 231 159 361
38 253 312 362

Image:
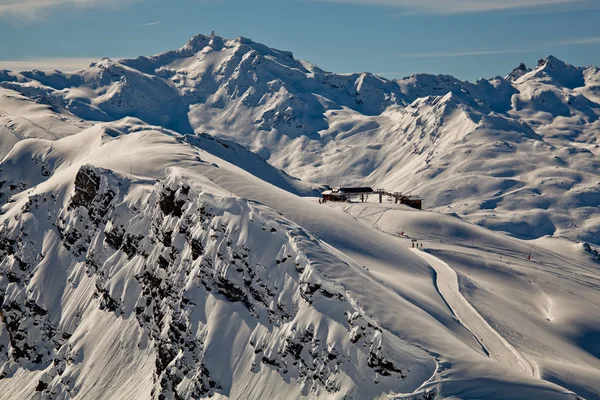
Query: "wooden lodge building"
397 195 422 210
321 187 423 210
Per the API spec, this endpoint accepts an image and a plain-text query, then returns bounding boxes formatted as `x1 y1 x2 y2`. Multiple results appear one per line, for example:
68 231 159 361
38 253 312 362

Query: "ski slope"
343 202 600 399
412 249 537 378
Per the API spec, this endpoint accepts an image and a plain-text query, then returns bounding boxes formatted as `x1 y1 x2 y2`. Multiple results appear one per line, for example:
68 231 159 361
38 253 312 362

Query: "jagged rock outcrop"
0 165 430 399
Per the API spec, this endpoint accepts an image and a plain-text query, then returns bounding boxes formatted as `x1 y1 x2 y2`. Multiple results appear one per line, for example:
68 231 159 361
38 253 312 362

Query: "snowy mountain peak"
506 62 531 81
539 55 568 68
515 55 586 88
416 91 466 114
181 33 213 53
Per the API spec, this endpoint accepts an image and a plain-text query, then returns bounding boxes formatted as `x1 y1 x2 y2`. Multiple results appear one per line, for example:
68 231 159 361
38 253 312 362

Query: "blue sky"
1 0 599 80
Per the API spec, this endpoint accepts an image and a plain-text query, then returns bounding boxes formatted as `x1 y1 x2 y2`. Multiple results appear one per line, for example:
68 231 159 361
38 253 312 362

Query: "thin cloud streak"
387 0 600 17
0 0 136 19
395 35 600 59
553 37 600 46
314 0 591 13
133 21 160 27
395 49 536 59
0 57 123 71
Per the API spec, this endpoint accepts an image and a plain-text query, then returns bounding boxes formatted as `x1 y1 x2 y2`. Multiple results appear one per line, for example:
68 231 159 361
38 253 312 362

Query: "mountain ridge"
2 35 600 244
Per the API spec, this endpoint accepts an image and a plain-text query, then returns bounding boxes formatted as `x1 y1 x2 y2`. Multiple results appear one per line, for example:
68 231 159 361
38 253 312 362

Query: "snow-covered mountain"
2 34 600 244
0 34 600 399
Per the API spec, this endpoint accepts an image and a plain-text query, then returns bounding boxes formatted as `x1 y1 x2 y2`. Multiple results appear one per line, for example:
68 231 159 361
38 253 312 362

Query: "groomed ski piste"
342 202 600 399
0 33 599 399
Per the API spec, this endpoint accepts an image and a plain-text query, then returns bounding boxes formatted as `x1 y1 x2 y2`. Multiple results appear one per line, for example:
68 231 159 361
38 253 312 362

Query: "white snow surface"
0 34 599 399
2 37 600 243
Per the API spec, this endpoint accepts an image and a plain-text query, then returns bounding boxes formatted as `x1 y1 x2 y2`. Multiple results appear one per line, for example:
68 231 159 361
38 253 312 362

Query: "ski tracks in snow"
411 249 539 379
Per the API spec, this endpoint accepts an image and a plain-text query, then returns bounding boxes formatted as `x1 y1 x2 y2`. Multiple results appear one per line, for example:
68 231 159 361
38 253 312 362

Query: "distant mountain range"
2 33 599 244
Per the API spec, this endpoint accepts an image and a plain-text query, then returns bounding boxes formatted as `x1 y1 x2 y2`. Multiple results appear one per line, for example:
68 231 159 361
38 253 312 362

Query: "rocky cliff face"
0 165 432 399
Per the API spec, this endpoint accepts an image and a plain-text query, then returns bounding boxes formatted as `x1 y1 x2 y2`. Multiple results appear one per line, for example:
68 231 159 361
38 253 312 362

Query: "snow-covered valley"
0 33 599 399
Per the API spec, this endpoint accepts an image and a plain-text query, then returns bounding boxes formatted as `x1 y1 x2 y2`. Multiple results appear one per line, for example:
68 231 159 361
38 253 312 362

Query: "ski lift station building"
322 187 423 210
322 187 374 202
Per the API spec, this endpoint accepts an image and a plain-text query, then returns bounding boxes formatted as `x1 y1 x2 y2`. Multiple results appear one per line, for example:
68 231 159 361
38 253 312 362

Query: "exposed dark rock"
368 350 405 378
189 237 204 260
159 187 186 217
35 380 48 392
105 226 125 249
71 166 101 209
261 356 281 368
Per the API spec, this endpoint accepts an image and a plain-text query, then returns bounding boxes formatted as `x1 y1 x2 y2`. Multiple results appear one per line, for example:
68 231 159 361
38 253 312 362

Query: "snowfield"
0 33 599 399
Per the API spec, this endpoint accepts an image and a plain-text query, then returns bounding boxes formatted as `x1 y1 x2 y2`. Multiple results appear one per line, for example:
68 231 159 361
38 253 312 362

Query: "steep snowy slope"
0 121 591 399
0 124 433 399
0 88 89 159
1 34 599 245
0 120 320 205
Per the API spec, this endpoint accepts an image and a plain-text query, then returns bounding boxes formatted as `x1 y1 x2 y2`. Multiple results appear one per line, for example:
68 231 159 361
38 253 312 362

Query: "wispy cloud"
395 49 536 59
0 0 136 19
133 21 160 27
394 35 600 59
316 0 592 14
553 36 600 46
0 57 122 71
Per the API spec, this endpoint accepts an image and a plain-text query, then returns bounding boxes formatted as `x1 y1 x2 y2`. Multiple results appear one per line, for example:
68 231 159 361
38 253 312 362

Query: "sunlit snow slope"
2 35 599 243
0 117 596 399
0 33 599 400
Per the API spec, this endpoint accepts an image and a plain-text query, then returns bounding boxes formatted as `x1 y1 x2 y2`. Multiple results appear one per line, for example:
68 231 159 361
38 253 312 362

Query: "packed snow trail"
411 248 539 378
